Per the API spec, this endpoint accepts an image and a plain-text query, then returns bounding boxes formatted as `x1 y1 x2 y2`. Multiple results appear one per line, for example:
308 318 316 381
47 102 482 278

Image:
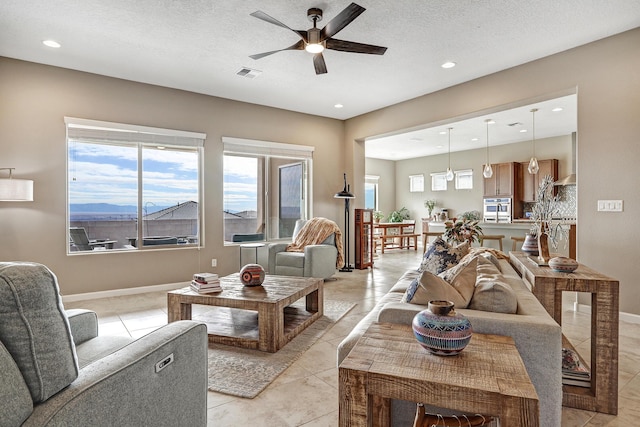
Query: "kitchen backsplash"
523 185 577 219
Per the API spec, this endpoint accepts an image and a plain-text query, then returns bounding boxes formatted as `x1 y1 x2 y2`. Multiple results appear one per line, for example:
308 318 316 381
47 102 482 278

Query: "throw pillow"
402 271 467 308
439 256 478 304
468 257 518 314
418 237 469 275
0 262 79 402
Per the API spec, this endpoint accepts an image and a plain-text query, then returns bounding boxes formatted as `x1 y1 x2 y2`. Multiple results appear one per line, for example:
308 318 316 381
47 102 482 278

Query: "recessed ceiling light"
441 61 456 69
334 103 343 109
520 129 528 133
552 107 563 112
439 131 447 135
43 40 61 48
471 138 479 142
436 145 443 149
487 120 496 124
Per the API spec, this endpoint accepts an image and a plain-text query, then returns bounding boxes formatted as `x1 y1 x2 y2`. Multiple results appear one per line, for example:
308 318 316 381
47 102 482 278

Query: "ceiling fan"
249 2 387 75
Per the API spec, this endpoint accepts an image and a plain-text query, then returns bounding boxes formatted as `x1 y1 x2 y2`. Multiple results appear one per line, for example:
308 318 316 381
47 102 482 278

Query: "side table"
239 242 265 268
339 322 539 427
509 251 619 415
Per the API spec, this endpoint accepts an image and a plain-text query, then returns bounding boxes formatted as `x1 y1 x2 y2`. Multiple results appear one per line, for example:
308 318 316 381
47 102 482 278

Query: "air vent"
236 67 262 79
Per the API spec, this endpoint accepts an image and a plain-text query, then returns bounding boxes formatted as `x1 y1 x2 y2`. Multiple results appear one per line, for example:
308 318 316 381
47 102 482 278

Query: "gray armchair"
0 262 208 427
268 219 338 279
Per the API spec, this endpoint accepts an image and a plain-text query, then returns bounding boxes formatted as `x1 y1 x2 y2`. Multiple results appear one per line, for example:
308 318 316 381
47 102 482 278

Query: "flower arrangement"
424 200 436 217
373 210 385 222
530 175 566 248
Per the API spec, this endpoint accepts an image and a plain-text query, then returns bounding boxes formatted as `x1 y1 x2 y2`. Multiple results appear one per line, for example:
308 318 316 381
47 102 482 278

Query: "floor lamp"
334 173 355 272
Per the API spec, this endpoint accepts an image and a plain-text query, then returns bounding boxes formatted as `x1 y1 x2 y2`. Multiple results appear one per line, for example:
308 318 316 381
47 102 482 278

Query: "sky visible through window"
68 142 198 212
223 155 257 214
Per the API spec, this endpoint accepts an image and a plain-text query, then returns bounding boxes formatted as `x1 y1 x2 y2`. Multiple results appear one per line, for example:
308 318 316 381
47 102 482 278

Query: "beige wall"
0 58 345 296
347 28 640 315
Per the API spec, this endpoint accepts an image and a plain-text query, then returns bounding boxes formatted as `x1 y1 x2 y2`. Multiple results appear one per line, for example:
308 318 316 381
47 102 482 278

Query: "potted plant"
444 219 483 245
373 211 385 223
458 210 482 221
424 200 436 219
387 207 410 223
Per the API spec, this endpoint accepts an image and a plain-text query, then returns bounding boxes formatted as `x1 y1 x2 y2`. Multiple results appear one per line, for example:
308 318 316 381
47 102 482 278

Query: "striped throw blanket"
286 218 344 268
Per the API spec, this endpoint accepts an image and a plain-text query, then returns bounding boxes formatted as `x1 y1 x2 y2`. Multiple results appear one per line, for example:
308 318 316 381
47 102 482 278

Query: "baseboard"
62 282 186 303
574 302 640 325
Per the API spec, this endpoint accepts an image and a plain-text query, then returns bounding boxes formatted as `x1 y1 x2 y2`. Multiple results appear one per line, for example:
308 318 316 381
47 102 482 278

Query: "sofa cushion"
418 237 469 274
0 340 33 425
0 262 79 402
402 271 467 308
439 256 478 304
468 257 518 314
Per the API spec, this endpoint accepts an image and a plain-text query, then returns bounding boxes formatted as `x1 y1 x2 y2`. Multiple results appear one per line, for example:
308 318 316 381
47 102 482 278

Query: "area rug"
206 299 355 398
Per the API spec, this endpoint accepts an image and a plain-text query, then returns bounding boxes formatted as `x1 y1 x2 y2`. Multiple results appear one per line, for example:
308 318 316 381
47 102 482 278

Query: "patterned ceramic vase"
521 233 539 256
412 300 472 356
240 264 265 286
549 256 579 273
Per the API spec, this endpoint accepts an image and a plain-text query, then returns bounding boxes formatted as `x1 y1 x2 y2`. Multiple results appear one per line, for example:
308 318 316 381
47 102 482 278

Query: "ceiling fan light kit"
249 2 387 75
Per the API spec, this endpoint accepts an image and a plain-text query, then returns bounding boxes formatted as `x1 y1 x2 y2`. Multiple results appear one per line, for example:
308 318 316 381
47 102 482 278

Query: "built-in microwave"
483 198 512 223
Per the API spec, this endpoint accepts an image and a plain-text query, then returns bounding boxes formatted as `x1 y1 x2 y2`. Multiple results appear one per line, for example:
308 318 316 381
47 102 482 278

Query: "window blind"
222 137 314 159
65 117 206 147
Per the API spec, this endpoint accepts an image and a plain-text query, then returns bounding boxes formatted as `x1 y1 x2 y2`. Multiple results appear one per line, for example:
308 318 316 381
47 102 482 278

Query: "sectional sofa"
337 253 562 427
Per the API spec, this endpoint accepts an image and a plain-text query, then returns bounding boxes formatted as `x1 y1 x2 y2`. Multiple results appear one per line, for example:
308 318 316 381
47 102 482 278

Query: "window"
364 175 379 210
455 169 473 190
431 172 448 191
66 117 204 253
223 137 313 242
409 174 424 192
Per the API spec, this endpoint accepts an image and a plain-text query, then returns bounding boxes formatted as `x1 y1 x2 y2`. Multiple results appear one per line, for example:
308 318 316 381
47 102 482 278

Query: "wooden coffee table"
339 322 539 427
167 274 323 353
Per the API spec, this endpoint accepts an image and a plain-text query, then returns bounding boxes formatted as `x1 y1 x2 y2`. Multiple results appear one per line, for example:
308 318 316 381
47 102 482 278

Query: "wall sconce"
0 168 34 201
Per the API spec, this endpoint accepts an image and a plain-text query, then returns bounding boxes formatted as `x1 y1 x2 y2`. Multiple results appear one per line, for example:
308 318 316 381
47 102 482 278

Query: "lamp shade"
0 178 33 201
334 173 355 199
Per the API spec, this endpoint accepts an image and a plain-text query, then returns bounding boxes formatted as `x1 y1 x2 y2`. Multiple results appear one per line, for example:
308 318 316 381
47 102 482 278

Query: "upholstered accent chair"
0 262 208 426
267 219 338 279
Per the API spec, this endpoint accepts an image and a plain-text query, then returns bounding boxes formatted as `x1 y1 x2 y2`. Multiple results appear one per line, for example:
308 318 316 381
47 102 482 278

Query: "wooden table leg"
339 367 368 427
258 303 279 352
167 293 191 323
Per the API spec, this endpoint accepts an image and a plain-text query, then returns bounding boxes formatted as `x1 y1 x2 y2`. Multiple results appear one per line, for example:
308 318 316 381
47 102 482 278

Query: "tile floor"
65 250 640 426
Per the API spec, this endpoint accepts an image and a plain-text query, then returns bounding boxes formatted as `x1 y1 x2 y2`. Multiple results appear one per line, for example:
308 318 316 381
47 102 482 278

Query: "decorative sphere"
240 264 265 286
412 300 472 356
549 256 579 273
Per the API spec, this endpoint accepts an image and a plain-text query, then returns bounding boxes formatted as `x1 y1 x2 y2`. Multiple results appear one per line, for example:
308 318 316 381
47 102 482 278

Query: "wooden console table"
509 251 619 415
339 322 539 426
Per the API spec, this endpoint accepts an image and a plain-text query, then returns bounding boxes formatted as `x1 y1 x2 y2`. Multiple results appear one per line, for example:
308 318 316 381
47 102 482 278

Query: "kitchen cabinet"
520 159 559 202
483 162 519 197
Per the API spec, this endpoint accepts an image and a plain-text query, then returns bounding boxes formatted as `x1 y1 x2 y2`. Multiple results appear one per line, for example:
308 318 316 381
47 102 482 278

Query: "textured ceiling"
1 0 639 123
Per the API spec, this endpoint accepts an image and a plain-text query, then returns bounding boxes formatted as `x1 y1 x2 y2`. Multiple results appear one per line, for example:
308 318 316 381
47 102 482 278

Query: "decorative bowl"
412 300 472 356
548 256 579 273
240 264 265 286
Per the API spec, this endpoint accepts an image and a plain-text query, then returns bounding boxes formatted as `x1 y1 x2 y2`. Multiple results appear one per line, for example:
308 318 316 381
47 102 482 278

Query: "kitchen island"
426 220 576 258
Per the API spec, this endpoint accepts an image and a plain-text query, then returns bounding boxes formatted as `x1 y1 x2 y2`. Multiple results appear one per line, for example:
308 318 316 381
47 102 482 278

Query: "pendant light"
445 127 454 181
527 108 540 174
483 119 493 178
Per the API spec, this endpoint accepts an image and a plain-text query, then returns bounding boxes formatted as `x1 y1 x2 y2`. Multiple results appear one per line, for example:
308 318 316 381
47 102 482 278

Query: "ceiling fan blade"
250 10 307 41
250 40 305 60
313 53 327 75
326 38 387 55
320 2 366 40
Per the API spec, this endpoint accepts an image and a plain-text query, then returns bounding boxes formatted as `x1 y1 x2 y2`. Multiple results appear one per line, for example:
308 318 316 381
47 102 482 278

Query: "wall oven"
483 198 512 223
